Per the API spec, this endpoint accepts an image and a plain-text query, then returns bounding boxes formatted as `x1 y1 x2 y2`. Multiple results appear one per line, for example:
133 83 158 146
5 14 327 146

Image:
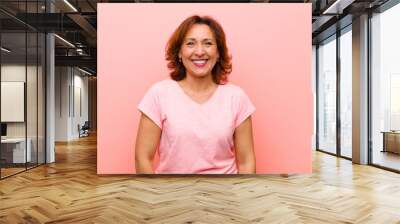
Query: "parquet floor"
1 134 400 223
1 167 25 178
373 151 400 171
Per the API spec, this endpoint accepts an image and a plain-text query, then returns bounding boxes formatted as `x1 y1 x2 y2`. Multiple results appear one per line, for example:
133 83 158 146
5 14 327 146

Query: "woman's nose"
194 45 205 56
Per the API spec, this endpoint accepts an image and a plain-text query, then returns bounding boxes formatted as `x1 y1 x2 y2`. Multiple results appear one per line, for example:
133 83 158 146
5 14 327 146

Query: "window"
339 27 352 158
317 35 337 154
371 3 400 171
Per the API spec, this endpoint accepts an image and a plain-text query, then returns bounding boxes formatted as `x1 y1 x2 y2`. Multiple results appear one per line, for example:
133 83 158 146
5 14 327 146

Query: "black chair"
79 121 90 138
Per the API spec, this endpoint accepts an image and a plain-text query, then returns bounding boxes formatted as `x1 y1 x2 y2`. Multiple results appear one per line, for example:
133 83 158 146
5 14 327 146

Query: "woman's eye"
205 42 213 46
186 42 194 46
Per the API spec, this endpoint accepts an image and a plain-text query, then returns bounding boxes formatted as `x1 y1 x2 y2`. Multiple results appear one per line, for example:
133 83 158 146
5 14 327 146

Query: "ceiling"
0 0 393 75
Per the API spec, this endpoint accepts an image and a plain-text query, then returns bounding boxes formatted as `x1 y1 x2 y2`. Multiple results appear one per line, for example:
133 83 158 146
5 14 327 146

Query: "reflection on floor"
0 163 40 178
0 167 25 177
373 150 400 170
341 148 352 158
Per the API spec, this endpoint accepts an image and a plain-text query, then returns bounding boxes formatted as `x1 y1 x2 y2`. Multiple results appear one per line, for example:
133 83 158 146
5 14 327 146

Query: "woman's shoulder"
151 79 175 88
219 82 246 96
148 79 176 92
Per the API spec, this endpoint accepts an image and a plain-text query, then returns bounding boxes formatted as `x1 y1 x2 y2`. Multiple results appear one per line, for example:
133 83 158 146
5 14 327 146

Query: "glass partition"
38 32 45 165
339 26 352 158
27 31 38 169
371 3 400 171
0 1 46 179
1 31 28 177
317 35 337 154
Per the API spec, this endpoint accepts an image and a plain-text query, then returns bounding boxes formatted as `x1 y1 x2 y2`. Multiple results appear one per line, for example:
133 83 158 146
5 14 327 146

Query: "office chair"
79 121 90 138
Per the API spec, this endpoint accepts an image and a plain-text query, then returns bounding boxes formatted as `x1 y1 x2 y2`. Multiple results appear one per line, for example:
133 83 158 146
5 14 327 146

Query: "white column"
45 0 55 163
352 14 369 164
46 32 55 163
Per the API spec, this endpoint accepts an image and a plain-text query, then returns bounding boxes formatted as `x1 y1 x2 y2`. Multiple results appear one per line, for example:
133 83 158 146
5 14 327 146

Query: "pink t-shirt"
138 79 255 174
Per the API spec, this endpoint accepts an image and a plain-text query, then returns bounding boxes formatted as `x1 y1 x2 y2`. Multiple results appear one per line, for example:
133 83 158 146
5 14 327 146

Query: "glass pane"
312 45 317 150
1 31 27 177
25 0 38 169
340 28 352 158
38 32 45 165
27 31 38 169
371 4 400 171
0 1 46 178
318 36 337 154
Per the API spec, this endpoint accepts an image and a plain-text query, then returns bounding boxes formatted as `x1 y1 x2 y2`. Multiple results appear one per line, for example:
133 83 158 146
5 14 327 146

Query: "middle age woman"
135 15 256 174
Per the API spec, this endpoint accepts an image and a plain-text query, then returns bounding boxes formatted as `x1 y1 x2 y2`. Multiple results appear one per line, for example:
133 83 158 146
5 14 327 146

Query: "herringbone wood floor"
1 134 400 224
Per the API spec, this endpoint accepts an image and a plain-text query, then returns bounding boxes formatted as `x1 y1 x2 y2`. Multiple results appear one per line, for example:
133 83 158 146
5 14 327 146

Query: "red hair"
165 15 232 84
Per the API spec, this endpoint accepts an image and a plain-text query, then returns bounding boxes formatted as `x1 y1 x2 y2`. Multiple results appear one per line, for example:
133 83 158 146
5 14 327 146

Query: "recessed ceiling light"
63 0 78 12
323 0 355 15
78 67 93 76
1 47 11 53
54 34 75 48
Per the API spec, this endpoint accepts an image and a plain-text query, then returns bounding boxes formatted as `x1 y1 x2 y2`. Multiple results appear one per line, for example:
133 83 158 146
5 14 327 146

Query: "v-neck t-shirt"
137 79 255 174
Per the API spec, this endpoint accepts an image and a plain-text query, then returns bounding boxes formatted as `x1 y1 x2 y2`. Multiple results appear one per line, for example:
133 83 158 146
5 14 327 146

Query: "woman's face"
179 24 219 79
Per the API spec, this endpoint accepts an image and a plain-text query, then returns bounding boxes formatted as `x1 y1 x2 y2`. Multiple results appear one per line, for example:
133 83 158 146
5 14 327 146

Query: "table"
1 138 32 164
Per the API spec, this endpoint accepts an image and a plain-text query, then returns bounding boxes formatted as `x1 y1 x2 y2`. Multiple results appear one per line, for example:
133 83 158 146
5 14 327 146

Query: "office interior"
0 0 97 179
0 0 399 222
313 0 400 172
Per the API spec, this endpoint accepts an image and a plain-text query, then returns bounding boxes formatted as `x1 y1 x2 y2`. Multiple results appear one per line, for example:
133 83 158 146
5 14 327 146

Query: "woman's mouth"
192 59 208 68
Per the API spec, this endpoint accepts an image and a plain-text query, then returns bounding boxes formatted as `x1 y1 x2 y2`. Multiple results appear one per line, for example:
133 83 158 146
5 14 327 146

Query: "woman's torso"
155 79 240 174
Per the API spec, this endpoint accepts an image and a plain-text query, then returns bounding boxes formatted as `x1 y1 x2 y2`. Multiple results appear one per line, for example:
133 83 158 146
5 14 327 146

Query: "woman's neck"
180 74 216 92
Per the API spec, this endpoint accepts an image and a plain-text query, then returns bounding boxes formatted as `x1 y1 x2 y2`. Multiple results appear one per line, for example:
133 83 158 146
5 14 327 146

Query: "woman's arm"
234 116 256 174
135 113 162 174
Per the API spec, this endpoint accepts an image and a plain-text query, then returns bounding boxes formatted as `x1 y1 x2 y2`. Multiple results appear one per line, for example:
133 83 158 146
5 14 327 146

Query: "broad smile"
191 59 208 68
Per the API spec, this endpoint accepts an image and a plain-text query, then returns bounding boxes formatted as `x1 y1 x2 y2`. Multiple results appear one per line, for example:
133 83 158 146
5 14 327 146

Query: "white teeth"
192 60 207 65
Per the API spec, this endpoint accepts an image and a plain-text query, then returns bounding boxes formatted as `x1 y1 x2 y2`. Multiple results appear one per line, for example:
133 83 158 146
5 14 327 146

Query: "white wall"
1 65 40 137
55 66 70 141
72 73 89 138
1 65 26 134
55 67 89 141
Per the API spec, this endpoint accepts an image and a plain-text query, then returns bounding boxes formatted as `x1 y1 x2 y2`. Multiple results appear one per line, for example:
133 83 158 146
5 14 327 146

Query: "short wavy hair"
165 15 232 84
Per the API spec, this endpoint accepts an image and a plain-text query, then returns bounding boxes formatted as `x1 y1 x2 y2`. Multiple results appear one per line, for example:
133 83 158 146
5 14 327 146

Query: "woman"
135 15 256 174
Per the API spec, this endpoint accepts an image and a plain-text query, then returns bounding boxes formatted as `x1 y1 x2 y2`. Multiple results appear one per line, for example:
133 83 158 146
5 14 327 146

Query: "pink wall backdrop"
98 3 312 174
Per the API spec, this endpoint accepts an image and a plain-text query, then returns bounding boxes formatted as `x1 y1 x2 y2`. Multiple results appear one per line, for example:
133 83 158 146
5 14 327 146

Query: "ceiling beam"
322 0 356 14
67 13 97 46
55 55 96 69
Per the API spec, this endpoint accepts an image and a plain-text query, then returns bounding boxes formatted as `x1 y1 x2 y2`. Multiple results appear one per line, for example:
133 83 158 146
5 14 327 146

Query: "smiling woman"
165 15 232 84
135 15 256 174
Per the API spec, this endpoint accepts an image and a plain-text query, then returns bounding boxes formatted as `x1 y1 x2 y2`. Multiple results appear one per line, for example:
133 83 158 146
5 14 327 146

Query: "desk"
381 131 400 154
1 138 31 163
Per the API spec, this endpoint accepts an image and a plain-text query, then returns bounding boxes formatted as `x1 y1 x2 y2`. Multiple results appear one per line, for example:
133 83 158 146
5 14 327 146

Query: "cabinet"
382 132 400 154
